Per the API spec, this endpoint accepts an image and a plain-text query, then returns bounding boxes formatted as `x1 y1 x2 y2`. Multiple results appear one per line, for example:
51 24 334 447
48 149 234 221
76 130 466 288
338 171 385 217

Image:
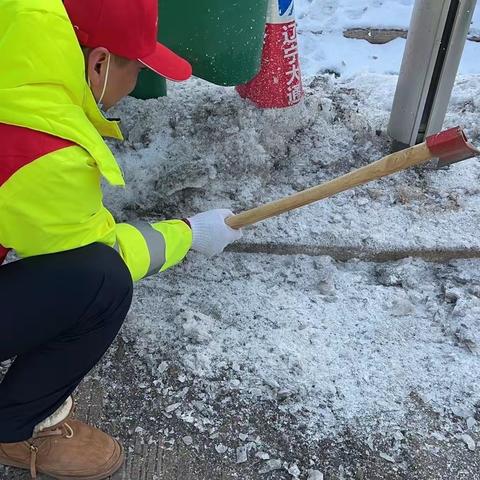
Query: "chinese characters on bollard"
236 0 304 108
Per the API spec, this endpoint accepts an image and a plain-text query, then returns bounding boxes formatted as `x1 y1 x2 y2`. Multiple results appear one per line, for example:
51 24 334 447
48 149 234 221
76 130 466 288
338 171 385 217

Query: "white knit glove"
188 209 243 257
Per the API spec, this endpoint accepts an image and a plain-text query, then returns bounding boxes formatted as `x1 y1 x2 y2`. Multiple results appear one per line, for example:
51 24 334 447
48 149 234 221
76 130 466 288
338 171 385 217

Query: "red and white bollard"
236 0 304 109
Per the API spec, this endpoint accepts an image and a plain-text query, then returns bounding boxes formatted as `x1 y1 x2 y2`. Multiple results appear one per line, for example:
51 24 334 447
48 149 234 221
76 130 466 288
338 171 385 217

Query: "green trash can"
132 69 167 100
132 0 269 99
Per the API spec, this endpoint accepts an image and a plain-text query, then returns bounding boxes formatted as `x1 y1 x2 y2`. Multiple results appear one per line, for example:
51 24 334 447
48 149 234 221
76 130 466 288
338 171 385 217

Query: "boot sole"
0 440 124 480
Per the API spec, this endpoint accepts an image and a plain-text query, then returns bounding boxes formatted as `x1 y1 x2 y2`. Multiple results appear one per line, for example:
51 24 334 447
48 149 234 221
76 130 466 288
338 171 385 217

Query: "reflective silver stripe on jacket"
129 220 167 276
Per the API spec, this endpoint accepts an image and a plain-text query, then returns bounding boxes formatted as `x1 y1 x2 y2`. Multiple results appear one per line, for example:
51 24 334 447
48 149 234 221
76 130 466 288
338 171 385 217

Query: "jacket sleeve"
114 219 192 281
0 143 192 282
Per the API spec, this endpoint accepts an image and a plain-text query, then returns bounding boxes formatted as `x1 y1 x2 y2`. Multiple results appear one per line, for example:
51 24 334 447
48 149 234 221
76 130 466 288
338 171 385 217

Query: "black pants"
0 243 133 443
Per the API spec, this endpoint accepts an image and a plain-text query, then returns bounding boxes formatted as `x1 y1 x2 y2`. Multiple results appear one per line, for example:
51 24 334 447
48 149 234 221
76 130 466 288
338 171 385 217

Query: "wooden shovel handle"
226 142 432 230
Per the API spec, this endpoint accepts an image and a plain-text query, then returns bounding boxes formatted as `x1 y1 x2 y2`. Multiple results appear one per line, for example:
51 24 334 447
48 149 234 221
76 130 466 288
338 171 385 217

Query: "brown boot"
0 401 124 479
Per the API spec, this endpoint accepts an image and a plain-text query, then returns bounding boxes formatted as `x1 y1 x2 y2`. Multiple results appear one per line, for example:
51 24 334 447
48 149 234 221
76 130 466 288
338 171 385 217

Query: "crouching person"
0 0 242 478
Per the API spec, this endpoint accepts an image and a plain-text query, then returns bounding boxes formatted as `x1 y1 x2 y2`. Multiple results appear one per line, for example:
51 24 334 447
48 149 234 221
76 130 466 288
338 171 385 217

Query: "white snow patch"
295 0 480 77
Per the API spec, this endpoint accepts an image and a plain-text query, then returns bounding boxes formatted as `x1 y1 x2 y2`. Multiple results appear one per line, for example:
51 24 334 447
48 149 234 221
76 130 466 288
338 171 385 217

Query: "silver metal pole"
388 0 477 149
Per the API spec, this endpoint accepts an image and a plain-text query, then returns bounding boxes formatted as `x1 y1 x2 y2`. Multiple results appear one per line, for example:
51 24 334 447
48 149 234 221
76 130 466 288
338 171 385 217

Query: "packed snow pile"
102 69 480 444
106 75 480 254
124 252 480 440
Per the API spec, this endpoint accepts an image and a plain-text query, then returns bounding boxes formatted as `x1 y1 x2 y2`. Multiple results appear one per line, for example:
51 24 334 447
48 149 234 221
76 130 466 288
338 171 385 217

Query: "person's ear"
86 47 110 93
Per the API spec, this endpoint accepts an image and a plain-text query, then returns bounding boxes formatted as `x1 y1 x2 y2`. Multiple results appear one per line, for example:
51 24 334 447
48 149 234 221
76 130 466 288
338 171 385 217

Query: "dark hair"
82 47 131 67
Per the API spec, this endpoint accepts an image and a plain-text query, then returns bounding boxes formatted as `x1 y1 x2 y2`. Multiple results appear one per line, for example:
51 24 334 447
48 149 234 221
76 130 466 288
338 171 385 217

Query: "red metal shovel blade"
426 127 480 168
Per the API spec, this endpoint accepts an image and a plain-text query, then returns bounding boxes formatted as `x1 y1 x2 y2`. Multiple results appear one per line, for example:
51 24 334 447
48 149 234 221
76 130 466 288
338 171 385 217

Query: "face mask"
88 52 111 111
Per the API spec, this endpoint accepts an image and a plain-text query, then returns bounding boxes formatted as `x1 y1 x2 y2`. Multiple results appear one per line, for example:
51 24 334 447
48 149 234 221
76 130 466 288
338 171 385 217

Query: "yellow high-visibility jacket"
0 0 192 281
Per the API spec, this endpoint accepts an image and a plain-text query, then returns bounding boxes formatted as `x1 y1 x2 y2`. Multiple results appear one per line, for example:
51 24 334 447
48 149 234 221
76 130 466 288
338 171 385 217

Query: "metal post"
388 0 477 150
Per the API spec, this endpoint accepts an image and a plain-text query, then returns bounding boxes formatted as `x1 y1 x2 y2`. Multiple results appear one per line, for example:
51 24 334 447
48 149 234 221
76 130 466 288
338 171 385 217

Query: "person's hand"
188 209 243 257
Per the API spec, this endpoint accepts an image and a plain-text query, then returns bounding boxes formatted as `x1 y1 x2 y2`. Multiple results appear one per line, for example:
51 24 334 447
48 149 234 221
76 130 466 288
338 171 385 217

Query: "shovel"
226 127 479 230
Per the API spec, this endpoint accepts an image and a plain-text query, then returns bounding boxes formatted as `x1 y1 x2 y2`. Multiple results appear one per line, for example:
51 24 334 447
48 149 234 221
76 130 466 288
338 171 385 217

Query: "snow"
107 75 480 255
102 66 480 444
473 5 480 34
124 252 480 439
296 0 415 31
295 0 480 77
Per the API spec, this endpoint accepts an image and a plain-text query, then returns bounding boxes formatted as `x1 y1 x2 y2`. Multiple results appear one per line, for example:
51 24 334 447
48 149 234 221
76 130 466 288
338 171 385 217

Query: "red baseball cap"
64 0 192 82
